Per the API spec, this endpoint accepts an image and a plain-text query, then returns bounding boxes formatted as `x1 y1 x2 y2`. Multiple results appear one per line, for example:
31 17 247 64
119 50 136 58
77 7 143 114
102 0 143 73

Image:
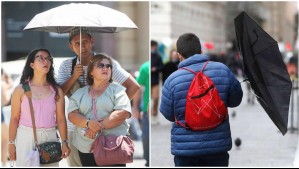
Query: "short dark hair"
151 40 158 47
176 33 201 59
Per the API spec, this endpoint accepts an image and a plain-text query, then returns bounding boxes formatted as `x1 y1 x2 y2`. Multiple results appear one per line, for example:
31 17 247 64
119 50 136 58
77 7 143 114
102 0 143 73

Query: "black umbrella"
234 11 292 135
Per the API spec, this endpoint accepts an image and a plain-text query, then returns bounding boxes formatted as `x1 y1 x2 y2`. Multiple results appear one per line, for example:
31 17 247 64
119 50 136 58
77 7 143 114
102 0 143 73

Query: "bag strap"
201 61 209 72
179 61 209 74
70 57 77 75
22 82 38 148
90 86 100 120
174 116 189 129
180 67 196 74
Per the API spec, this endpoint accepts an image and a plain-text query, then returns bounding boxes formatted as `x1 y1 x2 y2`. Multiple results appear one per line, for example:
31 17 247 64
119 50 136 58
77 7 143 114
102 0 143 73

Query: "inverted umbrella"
234 11 292 135
23 3 138 62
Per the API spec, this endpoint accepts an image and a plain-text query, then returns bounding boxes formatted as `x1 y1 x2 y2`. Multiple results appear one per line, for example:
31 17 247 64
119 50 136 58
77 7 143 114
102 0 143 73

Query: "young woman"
68 53 131 166
8 49 70 167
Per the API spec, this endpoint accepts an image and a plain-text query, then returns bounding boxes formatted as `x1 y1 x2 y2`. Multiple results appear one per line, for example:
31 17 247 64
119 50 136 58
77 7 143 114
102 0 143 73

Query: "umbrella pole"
296 79 299 132
80 27 81 64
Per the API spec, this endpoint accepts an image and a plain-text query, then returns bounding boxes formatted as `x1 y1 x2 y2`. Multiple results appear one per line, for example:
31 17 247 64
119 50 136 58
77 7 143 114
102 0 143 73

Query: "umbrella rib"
253 43 277 56
247 82 269 108
250 30 258 48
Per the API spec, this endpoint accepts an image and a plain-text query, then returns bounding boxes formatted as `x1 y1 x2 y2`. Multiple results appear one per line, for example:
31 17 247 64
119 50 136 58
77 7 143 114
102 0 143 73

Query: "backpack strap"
201 61 209 72
180 67 196 74
70 57 77 75
175 116 190 130
179 61 209 74
176 67 194 129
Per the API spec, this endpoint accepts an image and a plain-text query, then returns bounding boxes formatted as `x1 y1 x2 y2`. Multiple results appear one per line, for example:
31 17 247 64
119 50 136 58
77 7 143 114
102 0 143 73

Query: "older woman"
68 53 131 166
8 49 70 167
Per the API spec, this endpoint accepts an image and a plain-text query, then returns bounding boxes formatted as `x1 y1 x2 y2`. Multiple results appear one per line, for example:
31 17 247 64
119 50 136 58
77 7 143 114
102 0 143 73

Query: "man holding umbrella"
57 27 140 166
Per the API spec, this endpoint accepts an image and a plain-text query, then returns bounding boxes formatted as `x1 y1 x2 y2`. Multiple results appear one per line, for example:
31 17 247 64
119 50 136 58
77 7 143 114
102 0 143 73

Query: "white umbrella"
24 3 138 33
24 3 138 62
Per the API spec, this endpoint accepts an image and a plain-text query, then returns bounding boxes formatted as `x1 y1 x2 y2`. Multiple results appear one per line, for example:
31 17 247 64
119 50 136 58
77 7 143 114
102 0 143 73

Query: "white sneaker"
151 115 160 125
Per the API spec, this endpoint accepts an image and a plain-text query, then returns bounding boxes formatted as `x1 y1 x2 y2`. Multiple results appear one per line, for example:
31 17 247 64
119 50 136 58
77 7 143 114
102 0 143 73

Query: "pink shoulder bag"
89 87 134 166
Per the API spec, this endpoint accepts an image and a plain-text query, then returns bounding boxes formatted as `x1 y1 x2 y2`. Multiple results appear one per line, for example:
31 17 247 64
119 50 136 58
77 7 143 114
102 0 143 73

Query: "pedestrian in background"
133 61 150 166
162 49 179 84
1 68 13 167
160 33 243 167
57 27 140 166
68 54 131 166
151 40 164 125
8 49 70 167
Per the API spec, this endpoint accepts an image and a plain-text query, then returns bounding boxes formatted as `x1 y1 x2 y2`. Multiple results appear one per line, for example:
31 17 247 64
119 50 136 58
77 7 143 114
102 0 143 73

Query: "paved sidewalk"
229 82 298 167
151 81 299 167
6 140 146 167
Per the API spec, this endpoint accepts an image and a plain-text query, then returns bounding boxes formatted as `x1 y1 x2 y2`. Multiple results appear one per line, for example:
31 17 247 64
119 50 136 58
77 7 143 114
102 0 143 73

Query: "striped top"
57 56 130 87
57 55 130 131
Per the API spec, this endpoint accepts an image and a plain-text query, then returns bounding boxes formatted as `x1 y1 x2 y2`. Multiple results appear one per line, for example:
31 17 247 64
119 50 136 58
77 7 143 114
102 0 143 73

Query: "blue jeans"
142 113 149 166
174 152 229 167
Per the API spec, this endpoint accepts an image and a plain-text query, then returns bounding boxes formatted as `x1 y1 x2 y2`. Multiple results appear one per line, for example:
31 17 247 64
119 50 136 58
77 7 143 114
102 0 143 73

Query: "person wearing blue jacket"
160 33 243 167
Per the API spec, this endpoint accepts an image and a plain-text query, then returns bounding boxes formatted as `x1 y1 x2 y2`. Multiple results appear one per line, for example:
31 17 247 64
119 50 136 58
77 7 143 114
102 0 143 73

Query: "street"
151 81 299 167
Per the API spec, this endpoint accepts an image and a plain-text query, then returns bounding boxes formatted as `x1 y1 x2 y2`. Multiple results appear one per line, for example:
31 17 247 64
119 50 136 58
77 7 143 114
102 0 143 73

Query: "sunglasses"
35 55 53 63
95 63 112 69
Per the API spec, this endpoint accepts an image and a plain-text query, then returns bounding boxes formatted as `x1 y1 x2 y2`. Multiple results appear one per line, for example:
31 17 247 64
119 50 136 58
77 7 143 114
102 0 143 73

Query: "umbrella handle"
240 78 248 83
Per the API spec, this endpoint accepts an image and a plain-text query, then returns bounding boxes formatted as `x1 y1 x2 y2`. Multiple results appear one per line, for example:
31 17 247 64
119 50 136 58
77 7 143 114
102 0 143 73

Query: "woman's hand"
8 144 16 161
87 120 102 133
61 143 71 159
84 129 99 139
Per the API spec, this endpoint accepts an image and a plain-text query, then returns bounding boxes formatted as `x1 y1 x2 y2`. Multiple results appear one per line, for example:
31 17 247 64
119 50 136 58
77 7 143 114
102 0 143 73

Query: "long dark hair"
20 48 59 101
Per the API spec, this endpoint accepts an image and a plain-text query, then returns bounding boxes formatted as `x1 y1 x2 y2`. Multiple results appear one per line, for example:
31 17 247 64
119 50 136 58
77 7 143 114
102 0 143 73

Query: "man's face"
69 34 94 57
151 45 157 53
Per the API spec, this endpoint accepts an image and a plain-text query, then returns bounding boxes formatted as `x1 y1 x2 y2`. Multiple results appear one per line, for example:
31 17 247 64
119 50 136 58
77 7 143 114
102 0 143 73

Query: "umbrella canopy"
24 3 138 33
24 3 138 63
234 11 292 135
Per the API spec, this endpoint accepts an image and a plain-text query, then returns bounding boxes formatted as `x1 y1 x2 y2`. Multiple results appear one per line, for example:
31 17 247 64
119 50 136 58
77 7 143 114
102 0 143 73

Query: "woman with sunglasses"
8 49 70 166
68 53 131 166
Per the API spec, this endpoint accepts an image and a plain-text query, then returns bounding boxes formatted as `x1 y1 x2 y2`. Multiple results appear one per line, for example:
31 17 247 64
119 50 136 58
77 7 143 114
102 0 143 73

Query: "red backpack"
175 61 228 131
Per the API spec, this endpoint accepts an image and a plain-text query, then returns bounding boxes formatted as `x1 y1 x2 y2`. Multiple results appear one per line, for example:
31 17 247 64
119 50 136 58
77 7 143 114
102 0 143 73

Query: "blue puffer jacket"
160 54 243 156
